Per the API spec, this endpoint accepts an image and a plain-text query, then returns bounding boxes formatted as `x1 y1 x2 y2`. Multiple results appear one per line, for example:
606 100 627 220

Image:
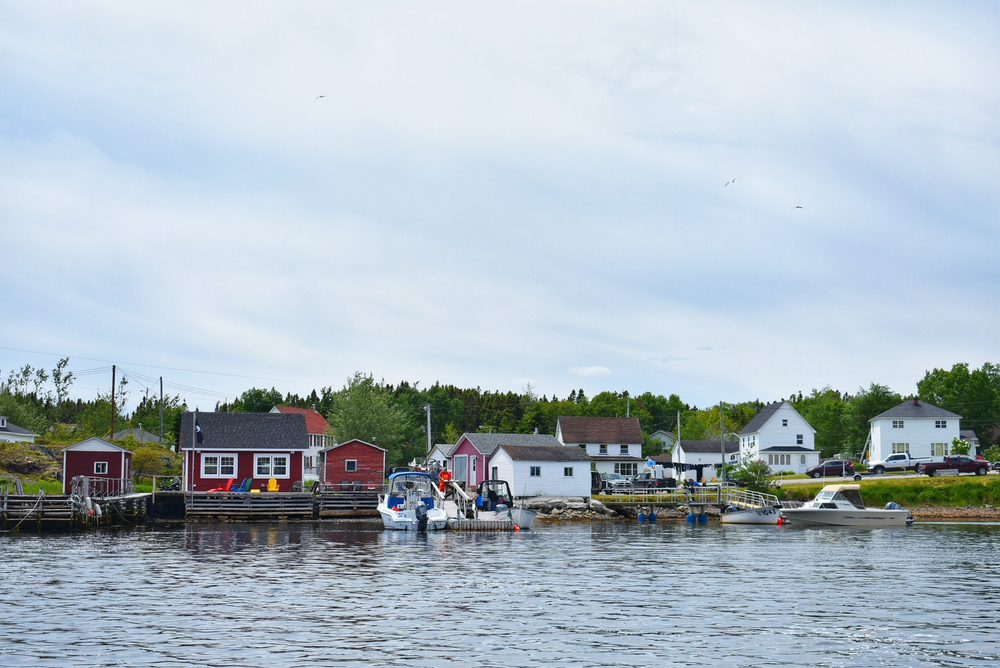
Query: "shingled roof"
557 416 643 444
494 444 592 462
0 417 38 438
738 402 782 435
677 439 740 454
180 412 308 451
460 432 561 454
871 399 961 421
271 406 330 435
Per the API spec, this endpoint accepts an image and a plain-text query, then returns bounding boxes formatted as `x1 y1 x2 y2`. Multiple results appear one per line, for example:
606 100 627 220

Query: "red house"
62 437 133 494
180 411 308 492
270 405 333 483
319 439 386 489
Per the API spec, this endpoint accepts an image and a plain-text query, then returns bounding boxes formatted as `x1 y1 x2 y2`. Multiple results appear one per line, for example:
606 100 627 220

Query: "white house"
0 416 37 444
649 429 676 452
426 443 457 469
488 444 592 498
673 439 740 482
556 416 644 477
868 399 962 462
738 401 820 475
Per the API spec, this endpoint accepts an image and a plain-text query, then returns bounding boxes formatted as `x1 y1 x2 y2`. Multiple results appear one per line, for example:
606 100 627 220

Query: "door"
470 456 477 487
453 455 468 489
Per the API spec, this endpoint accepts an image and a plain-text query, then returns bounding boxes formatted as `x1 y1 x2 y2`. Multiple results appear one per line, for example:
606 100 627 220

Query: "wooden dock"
1 489 148 533
185 492 315 521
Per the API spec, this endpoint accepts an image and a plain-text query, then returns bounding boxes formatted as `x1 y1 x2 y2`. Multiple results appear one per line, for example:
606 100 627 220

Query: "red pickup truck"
916 456 990 477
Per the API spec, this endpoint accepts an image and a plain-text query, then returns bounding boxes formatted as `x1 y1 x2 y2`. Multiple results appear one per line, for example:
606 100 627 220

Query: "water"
2 521 1000 667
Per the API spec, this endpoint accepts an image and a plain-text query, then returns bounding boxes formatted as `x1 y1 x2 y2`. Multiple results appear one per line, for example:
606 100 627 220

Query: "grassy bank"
777 476 1000 507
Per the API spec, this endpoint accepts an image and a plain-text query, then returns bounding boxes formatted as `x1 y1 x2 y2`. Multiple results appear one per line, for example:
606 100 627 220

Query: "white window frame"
94 461 108 475
201 454 237 478
345 459 357 472
619 444 628 455
892 442 910 454
564 467 574 477
893 420 904 429
529 466 541 477
796 434 803 445
931 442 949 457
614 462 638 476
255 453 291 479
935 420 947 429
599 444 608 455
782 419 788 427
800 455 806 464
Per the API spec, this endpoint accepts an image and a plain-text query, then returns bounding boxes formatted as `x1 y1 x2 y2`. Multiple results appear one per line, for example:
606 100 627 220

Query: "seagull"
793 205 803 209
724 177 738 187
314 95 326 102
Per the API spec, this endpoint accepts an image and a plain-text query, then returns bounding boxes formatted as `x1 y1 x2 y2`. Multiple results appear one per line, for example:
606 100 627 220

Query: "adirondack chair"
266 478 279 492
208 478 234 493
233 478 252 493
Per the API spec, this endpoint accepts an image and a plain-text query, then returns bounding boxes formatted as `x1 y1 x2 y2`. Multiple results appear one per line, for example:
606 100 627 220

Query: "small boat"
471 479 537 529
720 504 781 524
378 471 449 531
780 484 913 527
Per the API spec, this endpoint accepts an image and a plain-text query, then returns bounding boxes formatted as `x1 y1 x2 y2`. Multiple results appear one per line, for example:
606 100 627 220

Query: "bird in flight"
724 177 738 187
793 205 803 209
314 95 326 102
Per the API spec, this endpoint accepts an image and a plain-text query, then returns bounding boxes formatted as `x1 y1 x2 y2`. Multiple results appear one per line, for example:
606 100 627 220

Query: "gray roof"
112 428 163 444
759 446 817 453
460 432 561 454
0 417 38 437
180 411 308 451
494 444 592 462
870 399 961 421
960 430 979 442
739 402 782 435
678 439 740 454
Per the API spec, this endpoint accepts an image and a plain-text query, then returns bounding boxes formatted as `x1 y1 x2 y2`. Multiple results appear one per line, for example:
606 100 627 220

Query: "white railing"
719 487 780 509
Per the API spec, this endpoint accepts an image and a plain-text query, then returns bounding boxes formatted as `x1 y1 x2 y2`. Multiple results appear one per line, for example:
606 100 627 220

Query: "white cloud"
569 367 613 378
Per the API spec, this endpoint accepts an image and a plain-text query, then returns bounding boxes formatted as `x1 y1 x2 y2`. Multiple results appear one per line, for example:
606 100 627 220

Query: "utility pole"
110 364 116 438
424 404 432 459
159 376 165 449
719 401 726 483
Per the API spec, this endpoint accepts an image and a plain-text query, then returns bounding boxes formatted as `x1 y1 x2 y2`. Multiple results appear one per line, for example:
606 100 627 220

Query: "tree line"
4 359 1000 467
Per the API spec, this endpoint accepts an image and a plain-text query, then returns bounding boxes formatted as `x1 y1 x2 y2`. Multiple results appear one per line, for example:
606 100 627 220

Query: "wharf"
1 489 148 533
180 487 380 522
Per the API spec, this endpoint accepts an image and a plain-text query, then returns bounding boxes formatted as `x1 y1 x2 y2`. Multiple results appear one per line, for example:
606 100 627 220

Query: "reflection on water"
2 521 999 667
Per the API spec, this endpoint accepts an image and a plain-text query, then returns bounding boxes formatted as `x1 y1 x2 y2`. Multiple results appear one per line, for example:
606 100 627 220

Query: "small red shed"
319 439 386 490
62 437 133 494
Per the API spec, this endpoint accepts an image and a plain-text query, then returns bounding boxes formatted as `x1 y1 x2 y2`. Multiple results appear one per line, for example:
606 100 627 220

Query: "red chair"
208 478 234 493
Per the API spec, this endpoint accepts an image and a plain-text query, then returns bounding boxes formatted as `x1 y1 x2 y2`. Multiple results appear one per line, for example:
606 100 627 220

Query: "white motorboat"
473 480 537 529
378 471 449 531
780 484 913 527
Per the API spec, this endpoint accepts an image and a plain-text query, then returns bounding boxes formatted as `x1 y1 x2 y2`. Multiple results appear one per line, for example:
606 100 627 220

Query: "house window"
346 459 358 472
619 445 628 455
796 434 803 445
893 420 904 429
491 466 498 480
614 462 637 476
203 456 218 476
564 467 574 477
256 455 290 478
935 420 947 429
931 442 949 456
801 455 806 464
782 419 787 427
599 444 608 455
220 456 235 476
530 466 541 477
304 456 314 470
892 443 910 454
201 455 234 477
94 461 108 475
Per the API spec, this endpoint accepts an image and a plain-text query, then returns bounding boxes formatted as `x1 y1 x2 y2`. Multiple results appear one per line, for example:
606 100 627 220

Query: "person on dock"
439 466 453 496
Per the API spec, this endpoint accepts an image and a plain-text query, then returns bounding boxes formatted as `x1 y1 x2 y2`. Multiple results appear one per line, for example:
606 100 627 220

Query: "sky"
2 2 998 413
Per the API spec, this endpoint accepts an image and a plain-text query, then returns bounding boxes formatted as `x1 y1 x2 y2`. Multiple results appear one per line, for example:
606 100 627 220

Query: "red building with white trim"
319 439 386 490
180 411 308 492
62 437 133 494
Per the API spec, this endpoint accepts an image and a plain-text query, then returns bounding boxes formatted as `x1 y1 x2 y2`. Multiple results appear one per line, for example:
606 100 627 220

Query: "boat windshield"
390 476 434 496
835 489 865 509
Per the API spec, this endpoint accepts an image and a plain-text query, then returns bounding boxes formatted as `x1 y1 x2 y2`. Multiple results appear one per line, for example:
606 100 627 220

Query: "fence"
70 476 135 499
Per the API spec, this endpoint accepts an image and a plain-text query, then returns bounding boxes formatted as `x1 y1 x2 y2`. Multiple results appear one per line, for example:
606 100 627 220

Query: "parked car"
600 472 633 493
866 453 931 475
805 460 855 479
916 455 989 477
992 461 1000 472
630 471 677 489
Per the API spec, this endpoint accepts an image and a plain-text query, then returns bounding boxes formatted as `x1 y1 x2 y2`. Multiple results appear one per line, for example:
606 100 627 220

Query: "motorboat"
472 479 536 529
719 488 781 525
378 471 449 531
780 484 913 527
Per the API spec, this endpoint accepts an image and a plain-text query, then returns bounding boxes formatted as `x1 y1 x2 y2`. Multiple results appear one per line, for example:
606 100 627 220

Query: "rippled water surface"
2 520 1000 667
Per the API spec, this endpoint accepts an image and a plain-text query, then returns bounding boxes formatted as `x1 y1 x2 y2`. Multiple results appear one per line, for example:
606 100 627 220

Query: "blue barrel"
697 512 708 524
649 512 657 523
686 512 696 524
637 511 646 524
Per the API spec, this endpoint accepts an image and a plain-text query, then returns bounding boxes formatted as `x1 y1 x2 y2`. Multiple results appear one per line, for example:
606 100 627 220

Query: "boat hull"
720 506 780 525
780 508 911 527
378 507 449 531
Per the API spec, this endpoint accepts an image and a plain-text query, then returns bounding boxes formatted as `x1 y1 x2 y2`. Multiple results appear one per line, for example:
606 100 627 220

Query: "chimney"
913 398 920 406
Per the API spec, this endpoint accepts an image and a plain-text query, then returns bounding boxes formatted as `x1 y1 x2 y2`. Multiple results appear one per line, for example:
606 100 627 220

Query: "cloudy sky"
2 2 998 412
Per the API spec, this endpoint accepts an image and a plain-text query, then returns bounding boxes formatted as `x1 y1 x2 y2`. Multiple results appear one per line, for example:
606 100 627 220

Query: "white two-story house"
556 416 644 477
738 401 820 474
868 399 962 462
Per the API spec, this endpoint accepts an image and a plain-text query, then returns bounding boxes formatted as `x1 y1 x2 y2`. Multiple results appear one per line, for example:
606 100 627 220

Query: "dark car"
805 459 855 479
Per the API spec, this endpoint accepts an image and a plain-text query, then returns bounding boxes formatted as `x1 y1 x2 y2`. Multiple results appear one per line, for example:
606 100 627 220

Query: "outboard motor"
415 501 428 531
885 502 903 510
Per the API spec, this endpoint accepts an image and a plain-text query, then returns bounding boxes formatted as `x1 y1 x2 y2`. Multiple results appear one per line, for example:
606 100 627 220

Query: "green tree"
730 459 775 494
846 384 902 458
793 387 848 458
0 390 48 436
131 446 169 480
327 373 410 466
918 363 1000 447
951 437 971 455
130 394 187 447
230 387 284 413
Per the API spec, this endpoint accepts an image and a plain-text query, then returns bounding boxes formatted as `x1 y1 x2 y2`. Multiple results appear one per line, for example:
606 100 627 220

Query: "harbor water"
2 520 999 667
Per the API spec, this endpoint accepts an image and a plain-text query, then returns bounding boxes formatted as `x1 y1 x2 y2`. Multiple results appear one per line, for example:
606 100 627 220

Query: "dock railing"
70 476 134 499
599 485 779 508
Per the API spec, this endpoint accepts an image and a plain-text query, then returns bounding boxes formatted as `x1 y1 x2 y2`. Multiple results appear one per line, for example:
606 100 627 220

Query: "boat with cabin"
472 479 536 529
377 471 449 531
780 483 913 527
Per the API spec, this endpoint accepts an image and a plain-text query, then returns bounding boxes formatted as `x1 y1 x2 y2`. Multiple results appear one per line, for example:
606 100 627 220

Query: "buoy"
777 516 784 525
513 525 520 532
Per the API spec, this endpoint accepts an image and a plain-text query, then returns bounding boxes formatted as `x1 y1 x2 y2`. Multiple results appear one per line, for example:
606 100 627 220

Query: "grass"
777 476 1000 507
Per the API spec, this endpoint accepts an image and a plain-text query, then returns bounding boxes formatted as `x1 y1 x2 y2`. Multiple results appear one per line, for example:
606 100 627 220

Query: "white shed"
488 444 592 498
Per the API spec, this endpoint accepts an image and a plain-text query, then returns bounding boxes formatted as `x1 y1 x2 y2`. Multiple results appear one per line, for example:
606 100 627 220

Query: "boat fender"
85 498 93 512
94 503 102 517
777 516 784 525
513 525 520 532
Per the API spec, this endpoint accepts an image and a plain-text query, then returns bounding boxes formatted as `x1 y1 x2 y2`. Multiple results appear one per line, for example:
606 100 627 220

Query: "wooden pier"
185 492 316 521
1 488 148 533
